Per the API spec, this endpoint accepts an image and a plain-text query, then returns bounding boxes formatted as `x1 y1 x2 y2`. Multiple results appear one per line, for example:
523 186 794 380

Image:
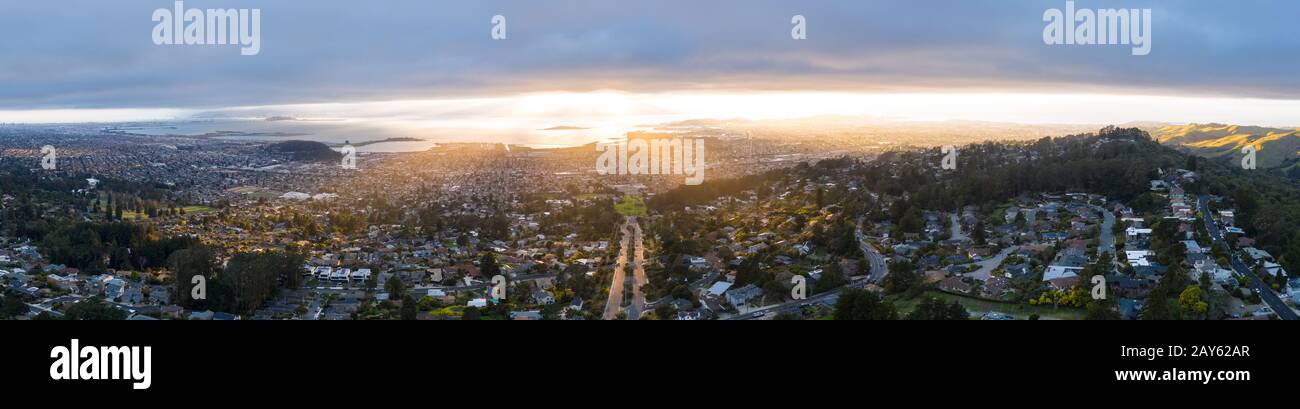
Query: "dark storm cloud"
1 0 1297 109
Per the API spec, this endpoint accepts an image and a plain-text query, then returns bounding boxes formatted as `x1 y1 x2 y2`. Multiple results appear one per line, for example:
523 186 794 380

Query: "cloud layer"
2 0 1298 110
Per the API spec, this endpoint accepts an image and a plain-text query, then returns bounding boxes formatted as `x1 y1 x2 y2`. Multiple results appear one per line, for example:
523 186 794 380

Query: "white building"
1244 247 1274 262
1262 261 1288 278
331 268 350 282
705 281 733 298
1043 265 1083 281
1125 250 1155 268
350 268 372 282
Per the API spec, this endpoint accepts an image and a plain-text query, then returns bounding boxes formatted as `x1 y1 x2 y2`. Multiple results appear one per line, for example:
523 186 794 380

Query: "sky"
1 0 1299 127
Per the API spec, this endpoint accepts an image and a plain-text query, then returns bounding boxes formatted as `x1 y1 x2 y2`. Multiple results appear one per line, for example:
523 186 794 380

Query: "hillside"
268 140 343 162
1157 123 1300 169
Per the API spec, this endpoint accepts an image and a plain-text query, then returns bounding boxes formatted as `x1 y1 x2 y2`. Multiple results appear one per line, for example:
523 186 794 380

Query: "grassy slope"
1157 123 1300 169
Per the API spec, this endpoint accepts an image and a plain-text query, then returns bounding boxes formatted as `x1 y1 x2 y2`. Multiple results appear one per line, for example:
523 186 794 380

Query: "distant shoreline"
334 137 425 147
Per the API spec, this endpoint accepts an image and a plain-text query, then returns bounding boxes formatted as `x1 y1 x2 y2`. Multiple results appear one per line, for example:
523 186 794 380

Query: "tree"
400 295 417 320
654 303 677 320
1 294 29 318
881 261 921 294
905 297 969 320
64 297 128 320
385 277 407 299
220 251 303 314
540 304 562 320
1178 285 1208 320
895 207 924 236
480 252 501 278
1084 299 1121 320
169 246 217 309
462 306 482 320
833 288 898 320
814 259 846 293
1140 293 1176 320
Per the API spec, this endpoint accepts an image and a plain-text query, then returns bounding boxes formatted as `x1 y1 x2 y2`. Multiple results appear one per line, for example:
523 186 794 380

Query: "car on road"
752 311 767 318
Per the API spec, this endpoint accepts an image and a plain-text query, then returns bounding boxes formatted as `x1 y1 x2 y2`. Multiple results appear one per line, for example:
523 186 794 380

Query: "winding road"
1199 195 1296 320
856 221 888 282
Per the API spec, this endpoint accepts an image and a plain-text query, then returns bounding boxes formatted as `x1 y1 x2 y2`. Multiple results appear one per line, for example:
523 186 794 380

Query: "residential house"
937 277 973 295
725 284 764 307
532 290 556 305
705 281 733 298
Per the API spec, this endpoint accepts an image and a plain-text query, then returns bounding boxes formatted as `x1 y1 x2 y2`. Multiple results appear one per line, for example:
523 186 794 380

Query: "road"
1091 205 1116 259
25 302 65 318
856 224 888 282
725 218 882 320
726 285 847 320
628 218 648 320
603 221 633 320
949 212 968 241
965 246 1017 281
1199 195 1297 320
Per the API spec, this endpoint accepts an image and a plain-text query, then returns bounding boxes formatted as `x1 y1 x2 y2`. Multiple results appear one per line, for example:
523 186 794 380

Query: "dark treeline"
1198 152 1300 284
41 222 198 273
172 246 307 315
649 127 1177 214
856 127 1179 211
0 164 200 273
1 165 92 239
648 171 782 212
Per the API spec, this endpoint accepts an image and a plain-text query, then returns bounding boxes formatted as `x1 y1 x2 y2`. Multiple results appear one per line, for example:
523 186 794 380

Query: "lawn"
892 290 1086 320
109 204 214 220
613 195 648 217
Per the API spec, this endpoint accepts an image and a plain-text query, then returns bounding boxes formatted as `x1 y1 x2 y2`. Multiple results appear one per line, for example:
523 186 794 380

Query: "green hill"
268 140 343 162
1157 123 1300 169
